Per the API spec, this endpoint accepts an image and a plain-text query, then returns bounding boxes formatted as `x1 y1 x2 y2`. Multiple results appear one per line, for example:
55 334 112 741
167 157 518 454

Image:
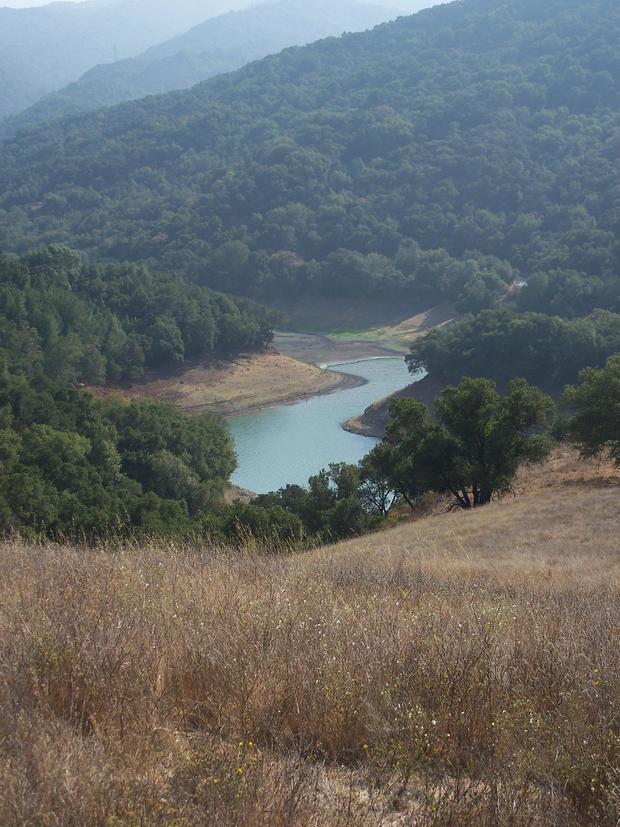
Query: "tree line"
407 308 620 390
0 245 277 385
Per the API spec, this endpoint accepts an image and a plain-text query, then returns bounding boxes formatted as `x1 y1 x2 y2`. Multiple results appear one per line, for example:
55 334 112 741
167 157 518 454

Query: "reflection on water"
229 357 418 494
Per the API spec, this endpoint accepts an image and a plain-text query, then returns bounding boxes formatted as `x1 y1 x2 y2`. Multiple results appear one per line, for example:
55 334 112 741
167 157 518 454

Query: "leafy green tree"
358 451 403 517
455 270 507 314
252 462 379 543
382 378 555 509
362 437 422 512
565 355 620 465
407 309 620 389
148 450 204 514
149 315 185 364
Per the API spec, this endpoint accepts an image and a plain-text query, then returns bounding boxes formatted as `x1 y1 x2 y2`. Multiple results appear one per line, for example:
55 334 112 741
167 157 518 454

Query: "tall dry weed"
0 483 618 825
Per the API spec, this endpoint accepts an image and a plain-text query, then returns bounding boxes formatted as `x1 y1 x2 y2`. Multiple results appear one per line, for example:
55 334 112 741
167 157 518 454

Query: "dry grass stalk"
0 452 618 825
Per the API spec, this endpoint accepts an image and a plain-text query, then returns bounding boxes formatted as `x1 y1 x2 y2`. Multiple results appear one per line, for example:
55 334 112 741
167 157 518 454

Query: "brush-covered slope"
1 450 618 824
0 0 255 121
0 0 409 139
1 0 618 313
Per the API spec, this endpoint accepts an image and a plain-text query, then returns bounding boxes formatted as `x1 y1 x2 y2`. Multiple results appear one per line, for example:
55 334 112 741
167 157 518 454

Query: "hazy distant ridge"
0 0 410 138
0 0 258 121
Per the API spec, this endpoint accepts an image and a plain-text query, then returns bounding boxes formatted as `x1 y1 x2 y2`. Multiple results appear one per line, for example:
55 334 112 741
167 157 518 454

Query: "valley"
1 0 620 822
86 304 449 494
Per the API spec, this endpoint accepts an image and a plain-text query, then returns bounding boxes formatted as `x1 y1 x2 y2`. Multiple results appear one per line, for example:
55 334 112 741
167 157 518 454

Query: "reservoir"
229 357 416 494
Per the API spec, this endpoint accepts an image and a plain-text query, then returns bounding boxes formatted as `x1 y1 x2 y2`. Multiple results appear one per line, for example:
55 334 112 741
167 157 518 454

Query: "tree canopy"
377 378 555 508
0 359 237 539
0 245 276 385
565 355 620 466
407 308 620 390
0 0 618 313
251 462 382 543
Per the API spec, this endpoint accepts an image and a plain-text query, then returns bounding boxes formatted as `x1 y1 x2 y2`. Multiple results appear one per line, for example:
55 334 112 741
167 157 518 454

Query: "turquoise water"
229 357 416 494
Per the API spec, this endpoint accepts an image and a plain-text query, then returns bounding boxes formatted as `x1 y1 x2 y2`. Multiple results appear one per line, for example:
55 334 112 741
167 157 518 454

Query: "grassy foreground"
0 456 619 825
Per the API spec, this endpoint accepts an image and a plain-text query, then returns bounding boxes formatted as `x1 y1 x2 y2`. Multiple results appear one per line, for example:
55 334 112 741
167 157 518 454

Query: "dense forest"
407 308 620 389
0 0 405 140
0 0 618 317
0 245 276 385
0 244 280 539
0 364 236 538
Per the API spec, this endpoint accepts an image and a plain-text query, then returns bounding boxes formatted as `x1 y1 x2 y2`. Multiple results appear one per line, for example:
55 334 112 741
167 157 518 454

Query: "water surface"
229 357 417 493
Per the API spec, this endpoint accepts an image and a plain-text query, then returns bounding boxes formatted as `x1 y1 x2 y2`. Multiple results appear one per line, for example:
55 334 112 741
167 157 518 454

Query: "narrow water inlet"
229 357 415 493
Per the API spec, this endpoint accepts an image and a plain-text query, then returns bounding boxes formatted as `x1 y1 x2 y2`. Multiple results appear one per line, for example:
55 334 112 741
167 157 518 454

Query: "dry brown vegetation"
1 456 619 826
89 351 359 417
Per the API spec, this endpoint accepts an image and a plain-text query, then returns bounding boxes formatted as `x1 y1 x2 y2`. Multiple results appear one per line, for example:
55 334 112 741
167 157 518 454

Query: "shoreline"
274 330 405 367
342 413 384 438
88 326 423 424
89 334 410 422
343 373 442 437
208 367 369 419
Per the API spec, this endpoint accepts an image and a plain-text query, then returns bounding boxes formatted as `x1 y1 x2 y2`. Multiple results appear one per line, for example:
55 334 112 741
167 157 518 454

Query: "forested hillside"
0 0 405 139
0 366 237 538
0 245 279 538
0 245 276 385
407 308 620 388
0 0 618 316
0 0 254 121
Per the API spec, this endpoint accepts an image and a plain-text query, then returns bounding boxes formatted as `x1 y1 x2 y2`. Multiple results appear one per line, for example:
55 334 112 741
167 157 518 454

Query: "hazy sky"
2 0 436 8
2 0 87 6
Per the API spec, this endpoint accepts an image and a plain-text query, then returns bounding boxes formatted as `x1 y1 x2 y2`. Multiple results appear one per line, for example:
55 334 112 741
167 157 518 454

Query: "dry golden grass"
89 351 357 417
1 455 619 825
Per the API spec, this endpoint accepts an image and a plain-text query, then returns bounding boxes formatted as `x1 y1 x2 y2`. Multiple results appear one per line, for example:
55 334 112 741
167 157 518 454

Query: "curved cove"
229 357 417 494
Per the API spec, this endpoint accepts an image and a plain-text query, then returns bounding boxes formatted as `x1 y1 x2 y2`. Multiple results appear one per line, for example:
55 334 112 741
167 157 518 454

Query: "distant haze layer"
1 1 88 5
2 0 434 8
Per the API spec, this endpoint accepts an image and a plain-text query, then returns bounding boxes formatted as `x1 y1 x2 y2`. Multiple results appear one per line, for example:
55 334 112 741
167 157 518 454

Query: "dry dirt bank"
344 374 445 436
89 351 366 417
273 330 403 365
89 304 452 419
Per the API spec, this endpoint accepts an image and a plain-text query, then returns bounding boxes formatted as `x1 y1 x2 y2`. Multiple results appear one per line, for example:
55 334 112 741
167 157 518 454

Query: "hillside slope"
0 0 255 121
0 450 618 824
0 0 618 315
0 0 408 139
